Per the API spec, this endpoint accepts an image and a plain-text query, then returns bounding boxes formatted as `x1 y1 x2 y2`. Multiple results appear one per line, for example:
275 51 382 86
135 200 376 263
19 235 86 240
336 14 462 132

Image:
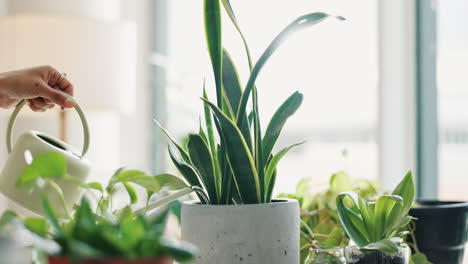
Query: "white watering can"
0 92 91 216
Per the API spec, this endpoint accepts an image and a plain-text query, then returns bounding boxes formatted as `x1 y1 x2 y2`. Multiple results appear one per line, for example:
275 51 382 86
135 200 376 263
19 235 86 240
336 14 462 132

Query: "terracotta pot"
47 256 173 264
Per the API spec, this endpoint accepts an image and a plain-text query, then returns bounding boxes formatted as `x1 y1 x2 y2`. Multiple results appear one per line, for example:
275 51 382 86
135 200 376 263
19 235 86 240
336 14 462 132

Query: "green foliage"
336 171 415 254
279 171 379 263
4 151 197 262
156 0 341 204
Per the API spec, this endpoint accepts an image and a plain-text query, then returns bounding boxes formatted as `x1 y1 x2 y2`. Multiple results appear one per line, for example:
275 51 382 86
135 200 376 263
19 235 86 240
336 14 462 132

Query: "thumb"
37 82 75 108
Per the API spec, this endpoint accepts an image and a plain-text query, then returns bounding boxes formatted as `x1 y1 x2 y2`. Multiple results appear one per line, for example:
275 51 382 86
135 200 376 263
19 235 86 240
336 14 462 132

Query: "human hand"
0 65 75 111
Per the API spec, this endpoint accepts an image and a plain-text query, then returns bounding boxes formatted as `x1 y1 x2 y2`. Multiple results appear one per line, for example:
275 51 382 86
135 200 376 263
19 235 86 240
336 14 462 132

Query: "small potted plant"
154 0 343 263
280 171 379 263
3 152 197 264
336 172 415 264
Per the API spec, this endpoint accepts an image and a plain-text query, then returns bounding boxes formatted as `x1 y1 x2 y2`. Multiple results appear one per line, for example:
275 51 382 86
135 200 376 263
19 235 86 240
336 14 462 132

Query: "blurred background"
0 0 467 210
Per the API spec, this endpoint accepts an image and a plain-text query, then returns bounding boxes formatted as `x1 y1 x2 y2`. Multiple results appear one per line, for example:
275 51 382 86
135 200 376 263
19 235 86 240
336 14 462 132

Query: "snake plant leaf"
155 174 190 191
252 88 265 201
198 119 208 144
168 146 203 191
202 88 222 188
263 91 304 161
222 50 253 153
265 169 277 202
236 12 333 126
264 142 303 201
336 192 369 247
17 152 67 187
154 119 191 163
220 0 253 67
204 0 223 106
203 99 261 203
123 182 138 204
222 49 243 114
187 134 219 203
363 237 402 254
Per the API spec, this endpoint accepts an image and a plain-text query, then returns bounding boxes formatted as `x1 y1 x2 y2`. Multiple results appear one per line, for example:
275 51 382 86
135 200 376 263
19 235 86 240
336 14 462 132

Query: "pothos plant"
1 151 197 263
155 0 344 204
336 171 415 254
279 171 379 263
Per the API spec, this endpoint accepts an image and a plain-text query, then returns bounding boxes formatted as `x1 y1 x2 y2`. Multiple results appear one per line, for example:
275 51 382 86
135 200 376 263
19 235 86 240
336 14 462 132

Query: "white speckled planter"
181 198 300 264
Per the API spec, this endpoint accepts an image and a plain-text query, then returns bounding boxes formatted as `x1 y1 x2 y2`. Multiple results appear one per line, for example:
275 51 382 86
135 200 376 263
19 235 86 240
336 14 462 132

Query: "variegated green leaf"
203 99 261 203
263 91 303 161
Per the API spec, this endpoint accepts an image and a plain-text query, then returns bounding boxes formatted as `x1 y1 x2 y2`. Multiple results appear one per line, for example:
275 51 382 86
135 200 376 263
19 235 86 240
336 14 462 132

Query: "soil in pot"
345 246 409 264
346 251 406 264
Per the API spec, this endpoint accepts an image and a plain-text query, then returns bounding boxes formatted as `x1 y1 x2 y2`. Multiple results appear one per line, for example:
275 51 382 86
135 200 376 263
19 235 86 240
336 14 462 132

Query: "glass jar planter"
345 244 410 264
305 248 346 264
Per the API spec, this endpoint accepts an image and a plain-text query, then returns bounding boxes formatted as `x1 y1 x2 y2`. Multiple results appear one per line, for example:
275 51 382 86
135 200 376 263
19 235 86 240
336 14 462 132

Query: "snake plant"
155 0 343 204
336 171 415 254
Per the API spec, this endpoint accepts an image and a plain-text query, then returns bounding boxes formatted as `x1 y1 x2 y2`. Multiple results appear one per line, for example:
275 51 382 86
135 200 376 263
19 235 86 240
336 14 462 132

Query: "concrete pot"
181 198 300 264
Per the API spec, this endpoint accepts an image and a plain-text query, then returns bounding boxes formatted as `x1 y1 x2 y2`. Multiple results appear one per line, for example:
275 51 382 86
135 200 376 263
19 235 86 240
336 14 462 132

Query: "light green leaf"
374 195 402 239
411 253 429 264
363 237 402 254
156 174 190 190
24 217 49 237
114 170 160 193
262 91 304 161
123 182 138 204
82 182 103 192
17 152 67 187
330 171 353 193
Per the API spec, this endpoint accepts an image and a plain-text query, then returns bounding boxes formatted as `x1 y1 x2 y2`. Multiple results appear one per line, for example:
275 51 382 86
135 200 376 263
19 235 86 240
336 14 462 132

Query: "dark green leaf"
264 143 303 201
154 119 191 162
203 99 261 204
204 0 223 106
262 91 303 161
187 134 219 203
236 13 332 126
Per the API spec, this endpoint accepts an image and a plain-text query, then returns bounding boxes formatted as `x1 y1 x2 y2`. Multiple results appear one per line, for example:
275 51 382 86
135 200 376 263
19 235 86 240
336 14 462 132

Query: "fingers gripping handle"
6 92 90 157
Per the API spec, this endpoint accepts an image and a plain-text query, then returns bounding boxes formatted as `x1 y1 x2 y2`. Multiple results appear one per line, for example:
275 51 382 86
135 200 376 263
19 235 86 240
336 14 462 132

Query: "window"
152 0 379 195
437 0 468 200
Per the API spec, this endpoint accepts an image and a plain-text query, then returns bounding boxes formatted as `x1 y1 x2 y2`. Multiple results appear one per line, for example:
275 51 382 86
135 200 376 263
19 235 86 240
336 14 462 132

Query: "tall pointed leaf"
236 13 333 125
203 99 261 203
187 134 219 203
264 142 303 200
204 0 223 106
252 87 265 201
263 91 303 160
168 146 208 203
220 0 253 68
154 119 190 162
202 88 221 190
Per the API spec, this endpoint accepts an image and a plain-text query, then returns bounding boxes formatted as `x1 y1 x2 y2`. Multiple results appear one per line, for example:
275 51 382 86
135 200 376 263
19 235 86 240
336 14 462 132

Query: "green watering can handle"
6 91 90 157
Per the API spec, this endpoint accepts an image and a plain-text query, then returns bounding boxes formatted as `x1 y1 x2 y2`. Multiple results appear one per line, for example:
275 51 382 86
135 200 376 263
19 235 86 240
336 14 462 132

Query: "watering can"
0 92 91 216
